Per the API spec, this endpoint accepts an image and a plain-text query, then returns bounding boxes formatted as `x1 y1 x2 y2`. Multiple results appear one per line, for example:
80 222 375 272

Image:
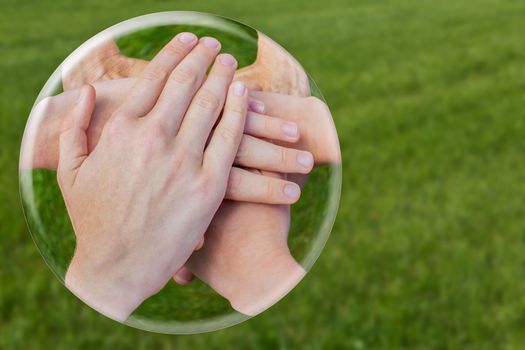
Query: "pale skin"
173 88 341 291
37 32 340 317
60 34 338 166
61 32 309 96
249 91 341 166
175 96 340 314
32 79 339 172
62 40 148 91
57 33 270 322
21 79 314 205
172 94 340 313
186 172 306 316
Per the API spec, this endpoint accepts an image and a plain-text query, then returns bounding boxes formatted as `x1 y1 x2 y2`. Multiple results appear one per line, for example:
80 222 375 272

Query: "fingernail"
234 81 246 96
219 54 237 66
281 122 298 138
202 37 220 49
283 184 300 199
297 152 314 169
249 100 265 113
179 32 196 44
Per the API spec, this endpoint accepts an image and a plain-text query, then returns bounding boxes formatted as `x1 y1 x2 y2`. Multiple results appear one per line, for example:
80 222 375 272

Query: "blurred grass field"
1 0 525 349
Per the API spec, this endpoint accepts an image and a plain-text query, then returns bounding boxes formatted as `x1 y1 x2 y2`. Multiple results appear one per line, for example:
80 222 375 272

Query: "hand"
186 173 305 316
62 40 148 90
249 91 341 166
234 32 311 97
61 34 309 96
22 79 313 204
60 33 249 321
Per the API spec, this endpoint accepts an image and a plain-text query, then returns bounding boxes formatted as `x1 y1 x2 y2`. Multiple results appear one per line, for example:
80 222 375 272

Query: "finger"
226 167 301 204
176 53 237 150
235 135 313 174
149 37 222 134
116 32 198 118
248 98 265 114
21 89 89 170
245 111 299 142
202 81 248 177
249 90 304 118
57 85 96 187
173 266 195 285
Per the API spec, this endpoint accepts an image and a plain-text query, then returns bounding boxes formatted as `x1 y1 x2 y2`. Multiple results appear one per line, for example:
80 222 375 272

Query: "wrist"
65 250 145 322
224 249 305 316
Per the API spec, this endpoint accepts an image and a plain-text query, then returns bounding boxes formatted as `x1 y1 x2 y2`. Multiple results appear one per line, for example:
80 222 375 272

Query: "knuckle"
145 120 168 139
172 65 200 86
235 136 249 160
195 90 221 112
226 104 246 117
143 65 170 82
226 170 242 194
263 117 272 134
163 41 188 58
279 147 289 167
196 173 218 196
265 179 277 200
167 154 185 178
218 127 239 146
142 122 170 150
170 153 184 170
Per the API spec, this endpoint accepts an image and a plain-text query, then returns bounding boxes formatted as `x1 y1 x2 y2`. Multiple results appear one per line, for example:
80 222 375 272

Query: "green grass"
2 0 525 348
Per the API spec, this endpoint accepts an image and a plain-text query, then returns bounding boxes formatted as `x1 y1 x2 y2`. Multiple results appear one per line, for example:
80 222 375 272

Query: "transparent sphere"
19 11 341 333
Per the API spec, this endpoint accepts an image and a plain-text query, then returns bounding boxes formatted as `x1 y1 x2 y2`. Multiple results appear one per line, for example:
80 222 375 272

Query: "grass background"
1 0 525 348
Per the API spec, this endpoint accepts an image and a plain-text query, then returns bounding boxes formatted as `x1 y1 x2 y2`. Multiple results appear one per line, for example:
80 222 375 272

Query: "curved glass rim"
19 11 342 334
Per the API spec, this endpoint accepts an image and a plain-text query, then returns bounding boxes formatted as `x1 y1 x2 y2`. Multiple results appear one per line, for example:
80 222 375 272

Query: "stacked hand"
22 31 340 320
62 40 148 90
23 79 314 204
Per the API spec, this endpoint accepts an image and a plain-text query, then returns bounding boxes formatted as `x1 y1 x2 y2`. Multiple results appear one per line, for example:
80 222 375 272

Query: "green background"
1 0 525 348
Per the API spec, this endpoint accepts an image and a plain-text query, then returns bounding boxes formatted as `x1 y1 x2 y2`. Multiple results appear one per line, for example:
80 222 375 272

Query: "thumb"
57 84 96 187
